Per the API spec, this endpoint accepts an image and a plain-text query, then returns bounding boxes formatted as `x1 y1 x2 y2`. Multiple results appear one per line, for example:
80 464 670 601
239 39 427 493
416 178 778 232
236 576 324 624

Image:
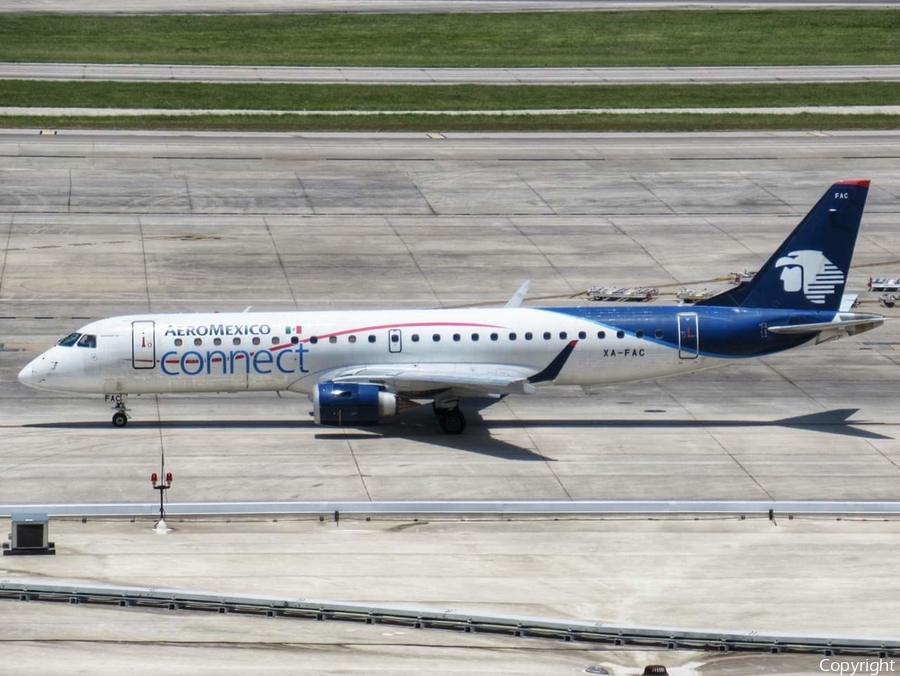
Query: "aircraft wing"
330 364 539 396
328 340 579 397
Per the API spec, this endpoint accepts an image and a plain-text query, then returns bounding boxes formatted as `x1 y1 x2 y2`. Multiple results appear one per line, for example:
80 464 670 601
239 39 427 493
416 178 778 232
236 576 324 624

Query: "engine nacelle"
312 382 402 427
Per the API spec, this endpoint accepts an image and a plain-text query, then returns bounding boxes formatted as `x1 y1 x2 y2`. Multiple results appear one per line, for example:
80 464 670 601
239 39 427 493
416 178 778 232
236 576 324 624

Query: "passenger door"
131 321 156 369
677 313 699 360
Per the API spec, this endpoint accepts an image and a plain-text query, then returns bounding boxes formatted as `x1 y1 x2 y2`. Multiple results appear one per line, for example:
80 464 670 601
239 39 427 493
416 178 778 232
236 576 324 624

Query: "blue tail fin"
698 180 870 310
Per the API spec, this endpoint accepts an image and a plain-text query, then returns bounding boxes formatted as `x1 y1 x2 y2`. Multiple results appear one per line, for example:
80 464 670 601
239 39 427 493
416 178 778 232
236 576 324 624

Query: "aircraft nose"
17 361 34 387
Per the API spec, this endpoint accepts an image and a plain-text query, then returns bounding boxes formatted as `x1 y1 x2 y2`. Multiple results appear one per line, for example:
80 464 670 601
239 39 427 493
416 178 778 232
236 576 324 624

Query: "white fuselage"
18 308 712 396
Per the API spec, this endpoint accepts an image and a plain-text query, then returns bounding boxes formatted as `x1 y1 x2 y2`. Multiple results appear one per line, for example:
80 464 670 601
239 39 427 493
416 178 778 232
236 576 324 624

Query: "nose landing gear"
106 394 130 427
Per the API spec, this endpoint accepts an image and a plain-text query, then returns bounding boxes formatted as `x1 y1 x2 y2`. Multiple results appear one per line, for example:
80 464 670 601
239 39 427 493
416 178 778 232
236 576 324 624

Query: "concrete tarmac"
1 129 900 506
1 0 897 13
1 517 899 675
2 129 899 674
4 63 900 85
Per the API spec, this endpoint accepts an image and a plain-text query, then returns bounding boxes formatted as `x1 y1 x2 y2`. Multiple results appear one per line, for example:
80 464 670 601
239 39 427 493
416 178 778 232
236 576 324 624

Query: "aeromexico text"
160 323 310 377
164 323 272 337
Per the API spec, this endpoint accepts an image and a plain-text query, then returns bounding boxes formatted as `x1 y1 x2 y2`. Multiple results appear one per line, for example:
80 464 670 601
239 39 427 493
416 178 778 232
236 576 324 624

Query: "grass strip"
1 113 897 133
3 81 900 111
0 11 897 67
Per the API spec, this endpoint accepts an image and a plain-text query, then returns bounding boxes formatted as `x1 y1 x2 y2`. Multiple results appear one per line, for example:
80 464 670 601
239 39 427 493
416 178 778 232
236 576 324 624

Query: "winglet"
529 340 577 384
505 280 531 308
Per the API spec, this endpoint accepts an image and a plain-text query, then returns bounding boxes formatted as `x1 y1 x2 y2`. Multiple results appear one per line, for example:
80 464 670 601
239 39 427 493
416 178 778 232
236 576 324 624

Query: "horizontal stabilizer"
767 314 884 336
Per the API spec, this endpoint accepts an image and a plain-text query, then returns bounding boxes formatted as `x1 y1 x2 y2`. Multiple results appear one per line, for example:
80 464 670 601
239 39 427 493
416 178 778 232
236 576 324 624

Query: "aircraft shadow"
24 408 891 460
359 401 552 461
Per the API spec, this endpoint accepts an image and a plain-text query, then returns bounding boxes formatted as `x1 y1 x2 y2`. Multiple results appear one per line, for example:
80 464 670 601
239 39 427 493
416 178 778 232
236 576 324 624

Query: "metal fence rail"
1 579 897 656
2 500 900 518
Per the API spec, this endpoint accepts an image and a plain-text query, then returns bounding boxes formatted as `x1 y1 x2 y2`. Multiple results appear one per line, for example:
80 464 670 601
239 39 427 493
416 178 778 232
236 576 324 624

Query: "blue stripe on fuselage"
540 306 833 358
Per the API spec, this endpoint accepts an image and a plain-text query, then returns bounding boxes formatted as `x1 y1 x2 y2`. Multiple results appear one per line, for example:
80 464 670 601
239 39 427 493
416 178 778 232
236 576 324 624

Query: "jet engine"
312 382 416 427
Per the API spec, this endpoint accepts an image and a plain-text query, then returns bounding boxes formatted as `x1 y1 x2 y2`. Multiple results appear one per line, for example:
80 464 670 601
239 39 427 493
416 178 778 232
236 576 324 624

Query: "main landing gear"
433 399 466 435
107 394 130 427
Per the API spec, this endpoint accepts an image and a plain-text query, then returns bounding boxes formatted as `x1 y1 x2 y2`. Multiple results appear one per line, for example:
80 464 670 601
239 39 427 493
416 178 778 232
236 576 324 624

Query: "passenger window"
471 333 479 341
411 334 420 342
368 335 376 343
291 336 299 345
453 333 461 342
348 335 357 344
233 337 241 346
524 332 533 341
490 333 498 341
655 329 664 339
509 332 517 341
559 331 567 340
543 332 551 340
390 334 399 343
214 337 222 346
253 337 261 346
433 334 441 342
77 334 96 348
310 336 319 344
597 331 606 339
329 336 337 344
193 338 202 346
636 331 644 339
616 331 625 339
174 338 183 347
57 333 81 347
271 336 280 345
578 331 586 340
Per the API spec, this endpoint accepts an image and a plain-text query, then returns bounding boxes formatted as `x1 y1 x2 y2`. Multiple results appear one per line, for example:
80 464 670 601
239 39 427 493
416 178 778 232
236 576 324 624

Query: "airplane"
17 180 884 435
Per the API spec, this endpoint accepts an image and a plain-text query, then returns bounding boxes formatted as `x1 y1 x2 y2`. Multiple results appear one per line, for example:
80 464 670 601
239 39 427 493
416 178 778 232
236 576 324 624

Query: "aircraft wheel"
438 409 466 435
112 412 128 428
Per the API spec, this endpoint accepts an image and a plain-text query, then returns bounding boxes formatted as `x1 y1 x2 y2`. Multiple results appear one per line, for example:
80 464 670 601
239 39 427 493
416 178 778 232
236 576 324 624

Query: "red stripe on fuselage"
297 321 504 343
161 321 506 365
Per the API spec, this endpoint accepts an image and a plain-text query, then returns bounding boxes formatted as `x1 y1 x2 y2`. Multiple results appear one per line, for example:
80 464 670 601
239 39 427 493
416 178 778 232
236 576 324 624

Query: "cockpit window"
57 333 81 347
77 334 97 349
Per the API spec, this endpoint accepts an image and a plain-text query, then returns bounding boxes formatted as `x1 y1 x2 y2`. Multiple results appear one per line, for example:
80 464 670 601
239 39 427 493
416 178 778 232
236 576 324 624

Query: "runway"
3 63 900 85
5 105 899 116
2 0 898 13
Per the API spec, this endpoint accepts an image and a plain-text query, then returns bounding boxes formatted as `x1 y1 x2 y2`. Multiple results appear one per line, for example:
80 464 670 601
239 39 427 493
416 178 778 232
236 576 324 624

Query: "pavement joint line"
4 500 900 517
1 578 898 654
3 106 900 117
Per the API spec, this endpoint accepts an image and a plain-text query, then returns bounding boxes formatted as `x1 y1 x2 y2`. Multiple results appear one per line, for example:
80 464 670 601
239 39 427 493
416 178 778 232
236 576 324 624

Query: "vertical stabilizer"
698 181 870 310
